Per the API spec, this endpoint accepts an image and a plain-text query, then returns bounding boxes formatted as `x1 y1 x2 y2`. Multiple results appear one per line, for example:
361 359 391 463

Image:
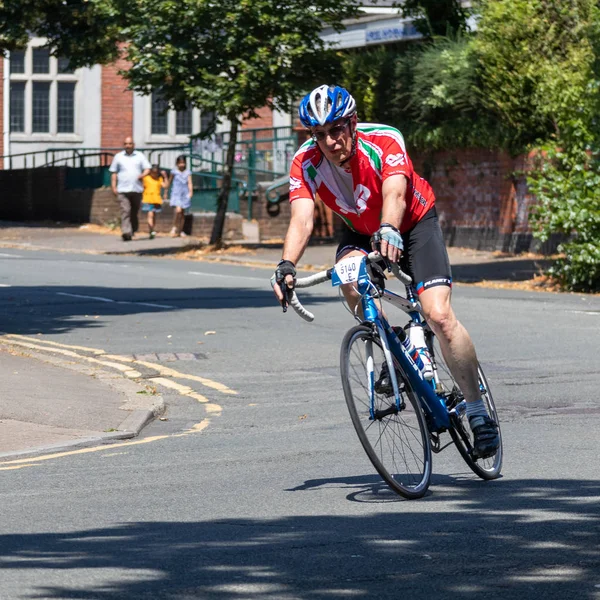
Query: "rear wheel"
340 325 432 499
430 336 503 480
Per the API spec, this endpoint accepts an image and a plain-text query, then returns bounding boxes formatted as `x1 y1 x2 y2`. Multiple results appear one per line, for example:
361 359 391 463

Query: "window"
57 82 75 133
10 82 25 132
200 111 215 134
151 92 169 134
32 82 51 132
147 92 210 140
32 47 50 74
9 44 79 137
176 106 192 135
10 50 25 74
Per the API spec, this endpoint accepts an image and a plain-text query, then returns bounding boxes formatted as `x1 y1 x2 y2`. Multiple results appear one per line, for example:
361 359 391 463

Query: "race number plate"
331 255 367 286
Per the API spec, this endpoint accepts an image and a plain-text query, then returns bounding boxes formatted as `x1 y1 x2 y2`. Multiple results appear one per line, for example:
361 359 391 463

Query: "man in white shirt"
109 137 151 241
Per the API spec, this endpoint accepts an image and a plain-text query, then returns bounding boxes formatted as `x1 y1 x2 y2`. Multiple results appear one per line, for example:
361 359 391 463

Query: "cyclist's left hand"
271 259 296 312
373 223 403 264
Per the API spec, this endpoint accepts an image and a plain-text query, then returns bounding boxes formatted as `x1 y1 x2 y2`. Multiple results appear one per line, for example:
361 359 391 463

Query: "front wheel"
431 336 503 480
340 325 432 499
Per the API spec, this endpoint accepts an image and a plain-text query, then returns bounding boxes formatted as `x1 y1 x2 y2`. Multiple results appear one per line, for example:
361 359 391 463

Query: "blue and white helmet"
298 85 357 128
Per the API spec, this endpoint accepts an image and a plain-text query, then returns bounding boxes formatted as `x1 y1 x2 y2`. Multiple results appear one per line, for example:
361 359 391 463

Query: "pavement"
0 341 165 460
0 220 557 459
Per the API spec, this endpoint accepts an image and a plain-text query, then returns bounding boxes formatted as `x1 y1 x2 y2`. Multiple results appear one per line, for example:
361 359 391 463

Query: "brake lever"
279 284 295 313
279 281 289 312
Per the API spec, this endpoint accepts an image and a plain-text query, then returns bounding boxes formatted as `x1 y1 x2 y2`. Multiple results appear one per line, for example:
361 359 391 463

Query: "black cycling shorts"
335 206 452 295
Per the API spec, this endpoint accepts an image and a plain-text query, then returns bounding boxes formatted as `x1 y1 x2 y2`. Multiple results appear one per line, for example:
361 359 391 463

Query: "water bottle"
406 322 434 380
392 325 426 374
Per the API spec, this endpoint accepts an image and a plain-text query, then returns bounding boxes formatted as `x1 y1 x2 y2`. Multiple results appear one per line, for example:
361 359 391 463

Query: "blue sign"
365 24 419 44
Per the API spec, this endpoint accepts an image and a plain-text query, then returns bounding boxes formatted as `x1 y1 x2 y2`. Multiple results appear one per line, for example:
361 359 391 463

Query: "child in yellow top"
142 164 168 239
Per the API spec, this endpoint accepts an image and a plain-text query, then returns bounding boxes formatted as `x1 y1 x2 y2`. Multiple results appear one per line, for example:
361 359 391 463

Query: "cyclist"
272 84 499 458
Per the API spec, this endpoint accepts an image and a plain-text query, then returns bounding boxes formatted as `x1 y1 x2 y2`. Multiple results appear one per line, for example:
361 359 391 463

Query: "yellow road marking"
0 435 171 466
0 418 213 468
126 359 238 395
2 335 237 395
173 419 210 436
150 377 223 416
5 334 106 354
0 339 142 378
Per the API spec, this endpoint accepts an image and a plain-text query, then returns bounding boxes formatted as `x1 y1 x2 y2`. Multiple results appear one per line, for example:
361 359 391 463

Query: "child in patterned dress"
167 155 193 237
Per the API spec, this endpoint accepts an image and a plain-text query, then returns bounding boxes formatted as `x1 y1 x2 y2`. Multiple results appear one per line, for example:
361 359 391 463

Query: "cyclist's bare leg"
418 285 481 404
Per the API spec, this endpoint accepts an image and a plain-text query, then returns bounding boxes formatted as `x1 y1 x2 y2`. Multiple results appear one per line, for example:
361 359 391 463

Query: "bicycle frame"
358 277 455 433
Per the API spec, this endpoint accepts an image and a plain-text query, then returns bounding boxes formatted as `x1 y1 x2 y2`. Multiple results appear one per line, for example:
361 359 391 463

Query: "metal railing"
0 126 300 216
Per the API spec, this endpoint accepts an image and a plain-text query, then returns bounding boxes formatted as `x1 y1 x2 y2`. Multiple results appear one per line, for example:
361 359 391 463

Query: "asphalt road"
1 248 599 600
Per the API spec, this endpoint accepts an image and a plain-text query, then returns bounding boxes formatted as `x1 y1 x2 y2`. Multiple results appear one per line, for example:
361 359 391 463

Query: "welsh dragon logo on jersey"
385 153 406 167
354 185 370 213
289 177 302 192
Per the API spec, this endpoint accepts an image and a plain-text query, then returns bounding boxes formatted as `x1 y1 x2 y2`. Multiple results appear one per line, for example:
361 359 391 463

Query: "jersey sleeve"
288 152 316 203
379 133 413 182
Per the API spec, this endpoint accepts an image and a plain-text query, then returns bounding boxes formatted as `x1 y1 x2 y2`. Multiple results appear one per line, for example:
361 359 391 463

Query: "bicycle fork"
364 324 407 420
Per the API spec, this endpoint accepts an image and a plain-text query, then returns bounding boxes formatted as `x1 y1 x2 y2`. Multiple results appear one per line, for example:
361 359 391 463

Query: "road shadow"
0 285 338 336
451 258 554 283
0 477 597 599
285 473 465 503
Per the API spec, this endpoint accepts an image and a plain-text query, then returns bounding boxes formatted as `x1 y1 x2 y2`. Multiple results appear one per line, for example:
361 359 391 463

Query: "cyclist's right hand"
271 259 296 312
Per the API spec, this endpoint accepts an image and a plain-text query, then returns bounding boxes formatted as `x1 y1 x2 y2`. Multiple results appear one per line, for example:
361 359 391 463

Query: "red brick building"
1 39 271 166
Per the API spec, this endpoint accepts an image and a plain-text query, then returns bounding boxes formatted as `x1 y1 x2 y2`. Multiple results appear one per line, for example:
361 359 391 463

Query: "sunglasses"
312 119 350 142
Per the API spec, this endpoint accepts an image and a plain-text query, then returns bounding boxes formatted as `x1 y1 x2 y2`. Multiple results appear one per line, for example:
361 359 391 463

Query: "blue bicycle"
288 252 503 499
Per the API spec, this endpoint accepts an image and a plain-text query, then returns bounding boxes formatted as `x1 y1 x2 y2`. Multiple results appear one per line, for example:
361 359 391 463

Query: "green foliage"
400 0 470 37
340 37 507 151
0 0 125 66
474 0 600 152
477 0 600 291
339 47 398 123
120 0 360 243
528 147 600 292
123 0 357 121
395 36 507 150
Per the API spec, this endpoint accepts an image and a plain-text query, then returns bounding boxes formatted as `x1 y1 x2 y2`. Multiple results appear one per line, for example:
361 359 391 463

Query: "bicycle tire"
340 324 432 499
430 337 503 480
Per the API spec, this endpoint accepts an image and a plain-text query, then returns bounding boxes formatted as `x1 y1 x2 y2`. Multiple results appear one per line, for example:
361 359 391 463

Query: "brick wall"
0 168 64 220
242 106 273 132
88 188 243 240
245 148 556 253
101 55 134 148
411 149 545 251
241 192 338 241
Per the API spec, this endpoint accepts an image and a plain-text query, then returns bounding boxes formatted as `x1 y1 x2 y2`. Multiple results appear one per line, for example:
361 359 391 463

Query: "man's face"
311 117 355 166
124 138 134 154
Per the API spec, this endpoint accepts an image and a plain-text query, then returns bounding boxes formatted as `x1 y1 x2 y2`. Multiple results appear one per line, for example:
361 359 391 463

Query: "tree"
476 0 600 291
0 0 361 245
400 0 471 37
474 0 600 152
123 0 360 245
0 0 124 65
391 35 507 150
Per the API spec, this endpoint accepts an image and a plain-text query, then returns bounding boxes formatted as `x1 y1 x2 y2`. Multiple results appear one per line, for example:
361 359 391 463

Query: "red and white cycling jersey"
289 123 435 235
